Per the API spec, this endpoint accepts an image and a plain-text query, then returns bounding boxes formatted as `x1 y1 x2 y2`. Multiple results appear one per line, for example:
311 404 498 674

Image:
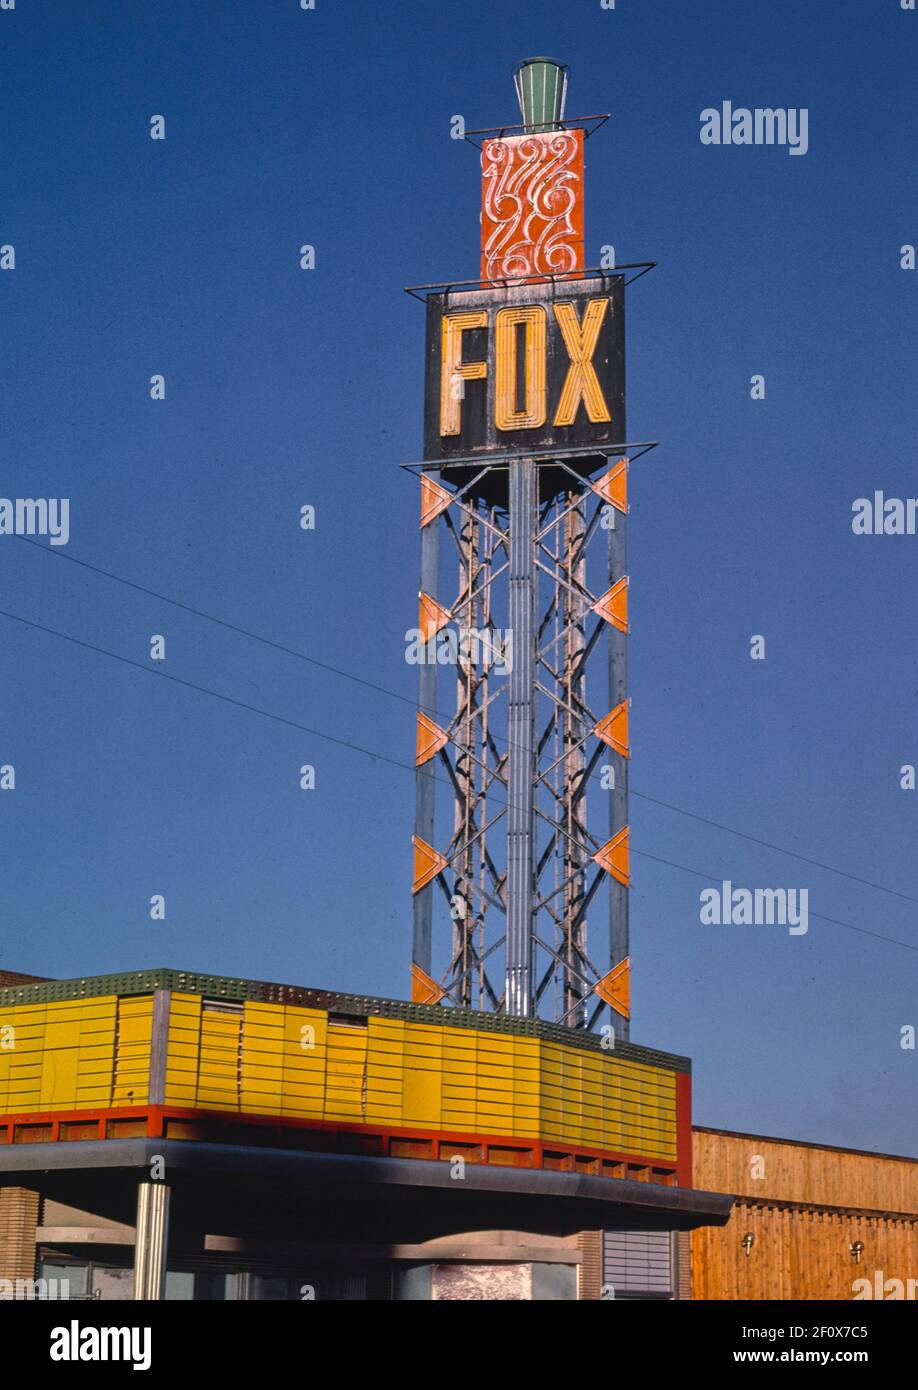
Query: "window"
38 1261 88 1299
602 1230 675 1299
164 1271 195 1300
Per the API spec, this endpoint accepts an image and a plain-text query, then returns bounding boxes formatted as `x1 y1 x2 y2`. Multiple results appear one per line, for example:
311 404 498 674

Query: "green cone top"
513 58 569 134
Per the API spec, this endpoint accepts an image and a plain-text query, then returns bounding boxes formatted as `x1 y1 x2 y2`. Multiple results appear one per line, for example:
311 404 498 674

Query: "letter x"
552 299 611 426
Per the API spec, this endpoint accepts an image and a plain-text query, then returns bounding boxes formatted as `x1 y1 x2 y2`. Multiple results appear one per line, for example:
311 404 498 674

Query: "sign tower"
409 62 652 1037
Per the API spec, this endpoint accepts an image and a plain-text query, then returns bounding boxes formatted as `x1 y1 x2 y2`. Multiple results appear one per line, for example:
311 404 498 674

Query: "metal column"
451 507 482 1007
134 1181 170 1300
148 989 170 1106
505 456 536 1016
560 493 589 1025
607 492 630 1041
412 478 440 976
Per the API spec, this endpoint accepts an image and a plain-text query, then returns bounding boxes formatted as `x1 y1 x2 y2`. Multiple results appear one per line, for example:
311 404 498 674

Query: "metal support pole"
452 509 481 1008
607 484 630 1041
412 475 441 976
134 1181 170 1300
505 456 536 1016
148 989 170 1106
562 493 588 1024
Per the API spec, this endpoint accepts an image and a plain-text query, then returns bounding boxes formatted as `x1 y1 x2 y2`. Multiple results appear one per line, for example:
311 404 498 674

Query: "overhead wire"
1 599 916 959
13 534 918 911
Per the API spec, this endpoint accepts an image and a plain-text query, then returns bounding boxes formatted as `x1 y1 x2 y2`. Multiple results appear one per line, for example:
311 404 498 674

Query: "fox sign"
423 276 625 463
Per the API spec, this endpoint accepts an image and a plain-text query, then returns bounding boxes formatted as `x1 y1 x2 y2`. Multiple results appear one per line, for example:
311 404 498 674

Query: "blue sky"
1 0 917 1155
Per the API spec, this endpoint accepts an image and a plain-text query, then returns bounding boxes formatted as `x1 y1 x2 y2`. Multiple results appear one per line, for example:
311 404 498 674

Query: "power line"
0 605 418 777
633 791 918 909
2 602 917 960
14 534 918 912
13 537 421 714
633 849 918 956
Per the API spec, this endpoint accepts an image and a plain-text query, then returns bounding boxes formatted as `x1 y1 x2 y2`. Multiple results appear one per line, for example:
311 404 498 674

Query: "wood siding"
0 1187 39 1284
692 1130 918 1301
694 1127 918 1213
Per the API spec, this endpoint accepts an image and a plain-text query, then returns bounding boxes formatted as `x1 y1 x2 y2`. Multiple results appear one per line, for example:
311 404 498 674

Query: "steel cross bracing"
411 455 633 1036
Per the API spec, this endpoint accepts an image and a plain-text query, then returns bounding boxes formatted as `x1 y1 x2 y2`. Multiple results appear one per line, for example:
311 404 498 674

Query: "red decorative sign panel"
481 129 585 283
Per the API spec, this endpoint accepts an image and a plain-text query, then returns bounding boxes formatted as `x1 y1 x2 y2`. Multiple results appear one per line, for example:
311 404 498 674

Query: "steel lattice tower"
408 62 652 1037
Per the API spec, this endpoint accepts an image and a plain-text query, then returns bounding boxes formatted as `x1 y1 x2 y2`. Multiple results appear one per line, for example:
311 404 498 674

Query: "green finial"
513 58 569 134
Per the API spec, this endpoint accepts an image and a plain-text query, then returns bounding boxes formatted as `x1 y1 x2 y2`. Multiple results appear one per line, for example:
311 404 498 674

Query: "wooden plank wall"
676 1231 693 1299
694 1127 918 1212
692 1130 918 1300
0 1188 40 1285
577 1231 602 1299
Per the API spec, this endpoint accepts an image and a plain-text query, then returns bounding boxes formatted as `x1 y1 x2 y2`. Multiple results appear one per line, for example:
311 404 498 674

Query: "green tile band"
0 967 690 1073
